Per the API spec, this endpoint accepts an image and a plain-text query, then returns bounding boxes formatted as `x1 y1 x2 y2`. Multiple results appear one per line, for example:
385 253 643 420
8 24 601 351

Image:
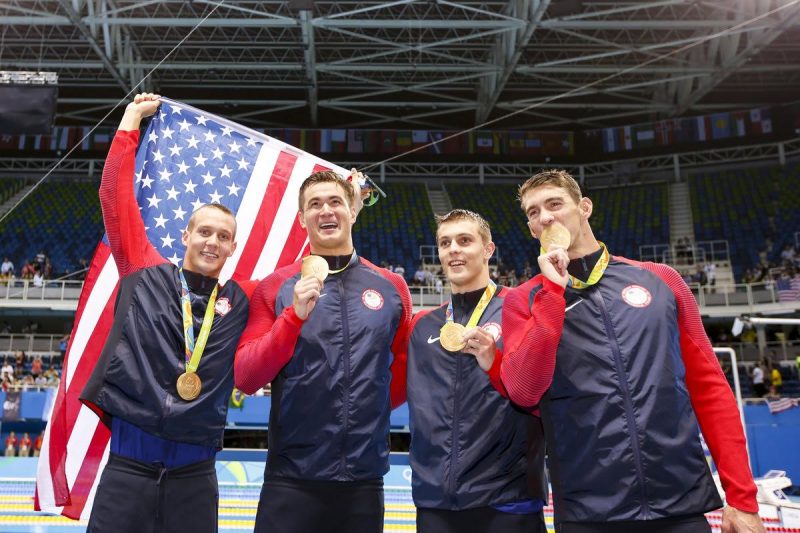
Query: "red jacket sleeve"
392 309 433 408
642 261 758 513
500 276 566 410
388 272 413 409
100 129 165 276
486 346 508 398
234 270 305 394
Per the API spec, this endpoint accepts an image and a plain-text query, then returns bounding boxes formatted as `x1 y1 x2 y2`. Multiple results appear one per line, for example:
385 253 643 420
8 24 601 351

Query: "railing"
0 279 84 302
713 340 800 363
686 280 793 307
409 284 450 308
0 334 66 354
639 240 730 267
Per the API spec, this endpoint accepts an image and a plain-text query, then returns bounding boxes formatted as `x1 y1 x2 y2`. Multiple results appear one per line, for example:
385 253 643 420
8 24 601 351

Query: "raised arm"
100 93 164 276
500 277 566 409
234 269 319 394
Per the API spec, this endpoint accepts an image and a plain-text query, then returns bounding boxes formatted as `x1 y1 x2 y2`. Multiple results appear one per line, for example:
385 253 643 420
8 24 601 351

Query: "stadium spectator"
20 260 35 279
395 263 406 278
43 366 59 386
0 358 13 381
31 355 43 377
704 262 717 291
19 432 32 457
59 334 69 358
0 257 13 277
751 364 767 397
780 244 796 265
14 350 24 379
20 374 34 391
33 433 43 457
34 250 47 272
770 366 783 397
4 431 17 457
32 270 44 288
413 265 426 286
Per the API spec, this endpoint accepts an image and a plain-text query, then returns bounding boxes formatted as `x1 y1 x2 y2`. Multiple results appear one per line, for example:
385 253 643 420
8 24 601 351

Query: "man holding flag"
79 93 251 533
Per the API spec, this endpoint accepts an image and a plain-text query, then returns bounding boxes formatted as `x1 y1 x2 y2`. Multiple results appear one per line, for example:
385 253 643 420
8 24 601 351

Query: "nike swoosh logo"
427 336 441 344
565 299 584 313
319 293 327 298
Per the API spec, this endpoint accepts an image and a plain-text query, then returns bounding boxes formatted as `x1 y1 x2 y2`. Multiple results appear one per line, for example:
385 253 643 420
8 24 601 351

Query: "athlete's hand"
349 167 366 215
538 247 569 288
293 275 322 320
120 93 161 131
721 506 765 533
462 327 497 371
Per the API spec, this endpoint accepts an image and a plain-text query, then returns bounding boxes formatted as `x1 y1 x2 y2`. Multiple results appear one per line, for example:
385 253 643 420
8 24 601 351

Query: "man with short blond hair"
81 93 251 533
398 208 547 533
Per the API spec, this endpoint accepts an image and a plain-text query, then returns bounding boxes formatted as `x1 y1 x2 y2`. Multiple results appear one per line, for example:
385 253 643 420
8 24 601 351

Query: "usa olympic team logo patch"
621 285 652 308
215 297 232 316
361 289 384 310
482 322 502 341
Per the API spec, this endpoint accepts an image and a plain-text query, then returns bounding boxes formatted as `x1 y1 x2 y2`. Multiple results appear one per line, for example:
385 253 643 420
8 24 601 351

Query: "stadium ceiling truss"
2 0 800 130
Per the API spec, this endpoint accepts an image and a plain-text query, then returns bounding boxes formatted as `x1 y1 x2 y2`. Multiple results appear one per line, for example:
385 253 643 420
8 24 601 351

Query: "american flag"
34 98 348 519
767 397 799 414
776 275 800 302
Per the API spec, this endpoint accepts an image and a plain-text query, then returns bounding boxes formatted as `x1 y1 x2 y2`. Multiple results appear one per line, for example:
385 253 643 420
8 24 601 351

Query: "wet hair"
298 170 356 210
517 169 582 207
435 209 492 244
187 203 237 237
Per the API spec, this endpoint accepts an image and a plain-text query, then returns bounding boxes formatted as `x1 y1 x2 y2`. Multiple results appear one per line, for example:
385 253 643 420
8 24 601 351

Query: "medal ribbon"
445 280 497 328
179 269 218 373
539 242 610 290
328 250 358 275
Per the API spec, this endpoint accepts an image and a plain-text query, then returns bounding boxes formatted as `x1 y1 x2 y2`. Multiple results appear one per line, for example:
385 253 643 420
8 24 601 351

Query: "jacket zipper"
339 276 352 479
591 289 651 518
447 322 464 506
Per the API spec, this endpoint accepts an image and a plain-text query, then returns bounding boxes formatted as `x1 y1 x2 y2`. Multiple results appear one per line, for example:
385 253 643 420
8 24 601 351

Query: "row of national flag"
588 107 773 154
1 126 574 157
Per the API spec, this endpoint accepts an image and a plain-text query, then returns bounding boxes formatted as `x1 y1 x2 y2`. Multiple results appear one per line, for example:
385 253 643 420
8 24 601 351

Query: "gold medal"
176 371 202 401
540 222 571 251
301 255 329 282
440 322 467 352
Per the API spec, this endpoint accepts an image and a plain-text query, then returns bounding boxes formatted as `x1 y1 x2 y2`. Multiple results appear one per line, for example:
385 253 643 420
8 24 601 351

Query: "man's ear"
297 210 307 230
580 197 593 220
484 241 496 260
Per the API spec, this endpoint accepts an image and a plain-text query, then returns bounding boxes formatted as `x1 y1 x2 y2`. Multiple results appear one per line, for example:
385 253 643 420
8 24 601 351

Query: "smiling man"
398 209 547 533
501 169 763 533
234 170 412 533
80 93 251 533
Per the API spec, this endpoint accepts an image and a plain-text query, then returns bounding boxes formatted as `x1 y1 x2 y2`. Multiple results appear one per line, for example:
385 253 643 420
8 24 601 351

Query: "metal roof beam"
672 0 800 114
476 0 549 123
56 0 130 93
299 9 318 125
